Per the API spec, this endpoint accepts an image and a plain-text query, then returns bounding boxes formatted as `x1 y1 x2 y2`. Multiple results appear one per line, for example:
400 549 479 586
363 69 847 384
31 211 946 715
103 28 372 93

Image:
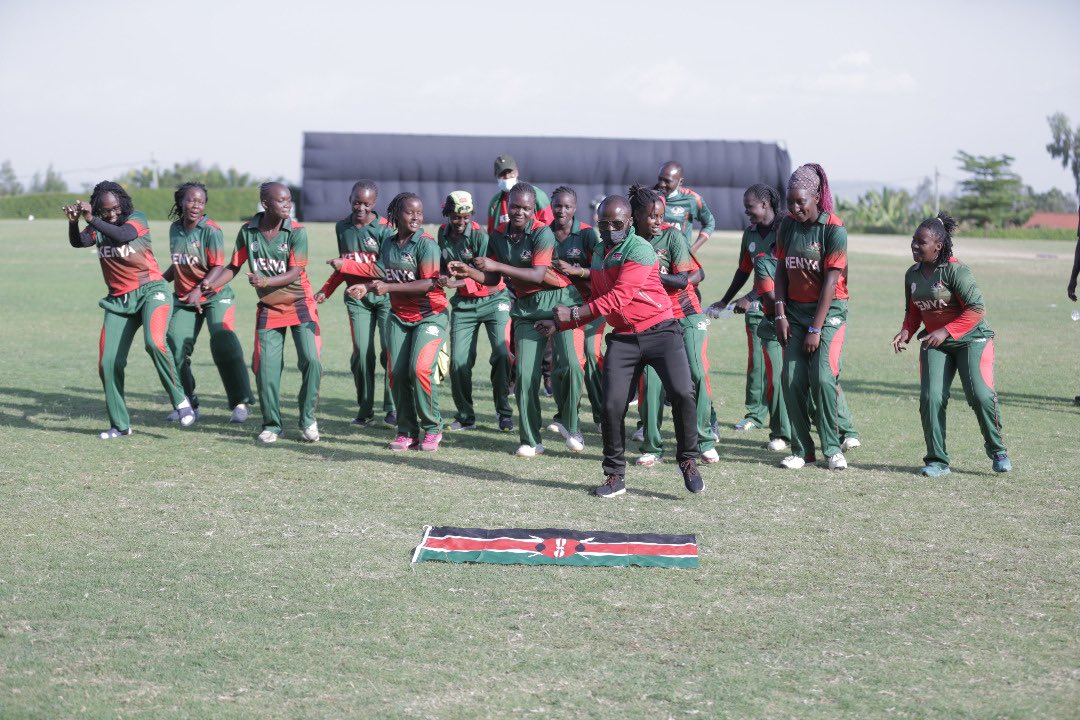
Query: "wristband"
808 326 822 334
774 315 786 321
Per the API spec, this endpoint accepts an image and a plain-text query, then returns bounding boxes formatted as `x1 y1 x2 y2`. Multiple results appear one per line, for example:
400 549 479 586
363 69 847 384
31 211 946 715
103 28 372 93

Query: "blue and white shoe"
178 405 197 427
920 465 951 477
99 427 133 440
992 453 1012 473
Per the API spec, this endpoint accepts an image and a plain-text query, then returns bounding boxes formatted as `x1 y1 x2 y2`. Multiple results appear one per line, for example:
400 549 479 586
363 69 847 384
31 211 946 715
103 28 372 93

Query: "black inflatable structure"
301 132 791 229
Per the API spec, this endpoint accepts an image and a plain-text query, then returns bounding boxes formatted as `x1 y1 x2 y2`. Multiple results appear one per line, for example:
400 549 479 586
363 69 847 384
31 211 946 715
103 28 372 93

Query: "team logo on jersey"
519 250 532 262
611 252 623 262
400 252 415 266
425 325 440 336
365 238 378 250
278 241 289 253
460 249 474 261
748 242 756 253
807 240 822 255
497 303 510 312
930 281 945 292
656 248 669 258
911 282 917 294
670 207 686 217
250 240 260 252
189 238 201 249
566 247 583 259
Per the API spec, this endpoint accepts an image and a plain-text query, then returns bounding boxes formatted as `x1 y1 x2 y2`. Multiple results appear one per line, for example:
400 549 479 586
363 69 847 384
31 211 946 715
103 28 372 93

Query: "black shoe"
351 415 373 427
498 415 514 432
595 475 626 498
383 411 397 427
679 459 704 494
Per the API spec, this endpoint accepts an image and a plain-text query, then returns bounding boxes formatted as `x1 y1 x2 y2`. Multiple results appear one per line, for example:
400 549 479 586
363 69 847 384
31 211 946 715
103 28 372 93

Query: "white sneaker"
565 432 585 453
700 448 720 464
780 455 806 469
547 421 566 435
841 437 862 452
178 405 197 428
828 453 848 471
631 426 645 443
257 429 278 444
166 407 200 422
636 453 661 467
515 443 545 457
301 422 320 442
767 438 790 451
230 403 250 424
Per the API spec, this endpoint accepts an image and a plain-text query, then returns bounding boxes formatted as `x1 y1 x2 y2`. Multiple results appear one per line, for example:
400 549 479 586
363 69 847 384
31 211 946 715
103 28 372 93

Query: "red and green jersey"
648 227 701 318
488 219 562 297
752 244 779 317
319 213 394 305
663 187 715 244
776 212 849 304
901 257 992 340
438 221 505 298
577 230 672 334
739 222 778 274
231 214 318 330
381 230 448 322
487 184 553 233
550 219 601 296
169 215 231 302
79 210 164 295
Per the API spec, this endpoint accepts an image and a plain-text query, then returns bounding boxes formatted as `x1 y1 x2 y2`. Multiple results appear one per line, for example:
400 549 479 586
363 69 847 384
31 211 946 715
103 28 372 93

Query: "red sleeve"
125 217 150 237
534 206 554 228
944 299 984 339
340 255 382 278
902 299 922 336
319 270 346 298
230 245 248 267
586 261 655 320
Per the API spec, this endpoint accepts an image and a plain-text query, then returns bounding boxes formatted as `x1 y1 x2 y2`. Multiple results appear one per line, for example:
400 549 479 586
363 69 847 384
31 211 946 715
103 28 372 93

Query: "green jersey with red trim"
752 244 779 317
549 219 600 296
488 219 564 297
776 212 849 303
487 184 553 233
438 221 505 299
902 257 992 340
80 210 163 295
169 216 234 304
319 213 394 306
648 227 701 318
663 187 715 244
231 214 318 329
739 221 778 274
381 230 448 322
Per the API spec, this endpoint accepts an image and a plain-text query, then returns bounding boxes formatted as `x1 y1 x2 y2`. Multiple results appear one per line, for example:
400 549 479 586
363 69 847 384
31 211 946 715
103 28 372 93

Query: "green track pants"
742 310 768 425
97 280 186 431
168 296 253 410
919 333 1006 468
386 312 449 438
449 293 512 425
253 321 321 435
346 298 394 421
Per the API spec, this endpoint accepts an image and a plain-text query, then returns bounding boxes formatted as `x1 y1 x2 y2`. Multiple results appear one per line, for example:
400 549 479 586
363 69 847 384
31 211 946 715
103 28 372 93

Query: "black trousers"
601 320 700 476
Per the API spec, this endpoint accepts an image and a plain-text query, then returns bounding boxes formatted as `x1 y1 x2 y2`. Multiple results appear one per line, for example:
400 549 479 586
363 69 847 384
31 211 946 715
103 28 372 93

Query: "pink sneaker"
419 433 443 451
389 435 417 451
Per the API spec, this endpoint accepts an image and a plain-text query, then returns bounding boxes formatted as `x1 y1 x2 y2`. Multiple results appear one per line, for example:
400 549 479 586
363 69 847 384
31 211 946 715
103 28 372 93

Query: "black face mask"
601 227 629 244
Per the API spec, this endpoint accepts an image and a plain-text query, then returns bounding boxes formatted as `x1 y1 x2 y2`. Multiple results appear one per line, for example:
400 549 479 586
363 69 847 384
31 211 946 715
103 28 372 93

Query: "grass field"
1 219 1077 719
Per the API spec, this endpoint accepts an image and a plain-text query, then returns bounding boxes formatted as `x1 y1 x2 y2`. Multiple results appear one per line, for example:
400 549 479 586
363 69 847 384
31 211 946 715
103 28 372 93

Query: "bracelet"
808 326 822 334
774 315 786 321
570 306 580 324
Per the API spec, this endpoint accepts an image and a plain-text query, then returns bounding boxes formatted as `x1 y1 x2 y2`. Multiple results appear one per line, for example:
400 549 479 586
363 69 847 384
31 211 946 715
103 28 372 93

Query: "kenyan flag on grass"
412 526 698 569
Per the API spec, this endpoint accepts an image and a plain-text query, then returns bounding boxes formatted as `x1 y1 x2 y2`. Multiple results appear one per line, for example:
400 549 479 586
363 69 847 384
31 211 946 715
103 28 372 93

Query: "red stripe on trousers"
980 339 995 391
699 334 712 397
828 323 847 378
572 327 586 369
252 329 261 374
414 337 443 402
762 341 774 403
745 324 754 373
149 304 171 353
222 305 236 332
98 325 106 375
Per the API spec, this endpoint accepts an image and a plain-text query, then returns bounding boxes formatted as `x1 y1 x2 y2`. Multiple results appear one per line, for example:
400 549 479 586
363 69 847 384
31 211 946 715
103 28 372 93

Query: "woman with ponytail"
891 212 1010 476
773 163 859 470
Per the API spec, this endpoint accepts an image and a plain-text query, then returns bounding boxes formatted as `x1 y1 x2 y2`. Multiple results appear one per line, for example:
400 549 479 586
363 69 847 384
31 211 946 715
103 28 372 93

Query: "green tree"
0 160 24 196
836 186 932 234
953 151 1029 228
1045 112 1080 201
119 161 261 190
29 164 68 193
1023 186 1075 214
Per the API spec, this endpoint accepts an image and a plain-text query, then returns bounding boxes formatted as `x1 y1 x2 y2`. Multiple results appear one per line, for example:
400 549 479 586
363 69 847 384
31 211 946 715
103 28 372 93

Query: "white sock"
177 398 192 410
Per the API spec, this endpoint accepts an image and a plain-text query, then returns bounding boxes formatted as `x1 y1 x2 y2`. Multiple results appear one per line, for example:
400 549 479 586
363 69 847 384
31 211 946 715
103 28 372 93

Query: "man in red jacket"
537 195 702 498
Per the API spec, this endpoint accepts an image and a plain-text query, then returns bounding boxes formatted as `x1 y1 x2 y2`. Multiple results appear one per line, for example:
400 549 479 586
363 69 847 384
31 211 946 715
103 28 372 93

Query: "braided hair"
744 183 781 215
916 211 958 265
350 179 378 199
551 185 577 203
170 181 208 221
89 181 134 218
385 191 421 228
508 181 537 207
787 164 834 214
628 183 662 217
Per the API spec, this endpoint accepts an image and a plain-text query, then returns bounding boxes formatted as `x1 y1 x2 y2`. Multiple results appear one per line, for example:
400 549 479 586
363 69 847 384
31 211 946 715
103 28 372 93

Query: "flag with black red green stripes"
412 526 698 569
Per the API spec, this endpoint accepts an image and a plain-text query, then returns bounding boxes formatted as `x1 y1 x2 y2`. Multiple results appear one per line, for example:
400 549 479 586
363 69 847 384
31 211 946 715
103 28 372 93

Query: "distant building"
1022 212 1078 230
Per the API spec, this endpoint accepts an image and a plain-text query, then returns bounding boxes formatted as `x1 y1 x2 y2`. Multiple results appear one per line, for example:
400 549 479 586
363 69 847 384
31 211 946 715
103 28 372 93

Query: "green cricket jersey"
169 215 234 306
663 187 715 244
231 214 317 330
902 257 992 340
776 212 849 303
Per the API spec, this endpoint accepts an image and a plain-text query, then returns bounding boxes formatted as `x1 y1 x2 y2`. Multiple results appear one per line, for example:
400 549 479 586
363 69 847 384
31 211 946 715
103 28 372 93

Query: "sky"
2 0 1079 200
